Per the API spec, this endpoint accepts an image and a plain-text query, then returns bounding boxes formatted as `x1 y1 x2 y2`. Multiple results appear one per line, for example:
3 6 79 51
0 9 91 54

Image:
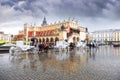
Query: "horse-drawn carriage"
9 41 35 56
76 41 86 48
54 40 69 52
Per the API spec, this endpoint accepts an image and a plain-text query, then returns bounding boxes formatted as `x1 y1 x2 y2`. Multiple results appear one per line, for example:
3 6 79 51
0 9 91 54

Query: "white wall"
80 32 86 41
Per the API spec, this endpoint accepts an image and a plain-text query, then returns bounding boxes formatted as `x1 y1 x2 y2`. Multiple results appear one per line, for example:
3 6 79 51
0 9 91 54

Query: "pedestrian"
34 39 38 47
44 43 49 53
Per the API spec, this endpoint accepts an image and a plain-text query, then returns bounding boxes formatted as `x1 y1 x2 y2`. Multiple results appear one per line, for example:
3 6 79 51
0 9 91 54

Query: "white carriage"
9 41 35 56
54 40 69 52
76 41 86 48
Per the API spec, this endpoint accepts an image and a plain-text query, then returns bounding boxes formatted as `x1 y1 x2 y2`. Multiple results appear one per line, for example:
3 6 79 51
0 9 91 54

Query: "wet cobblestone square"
0 46 120 80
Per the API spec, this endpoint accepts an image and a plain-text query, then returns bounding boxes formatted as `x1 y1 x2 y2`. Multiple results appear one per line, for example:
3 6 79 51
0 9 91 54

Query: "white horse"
76 42 86 48
9 41 35 56
54 41 69 52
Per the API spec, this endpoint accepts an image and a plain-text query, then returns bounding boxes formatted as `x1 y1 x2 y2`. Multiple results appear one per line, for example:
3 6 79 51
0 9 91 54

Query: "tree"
104 39 108 45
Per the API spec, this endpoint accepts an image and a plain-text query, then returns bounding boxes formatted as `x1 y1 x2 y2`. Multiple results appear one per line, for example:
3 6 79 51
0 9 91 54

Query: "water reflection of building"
9 50 89 74
56 52 69 60
39 51 89 73
15 17 88 43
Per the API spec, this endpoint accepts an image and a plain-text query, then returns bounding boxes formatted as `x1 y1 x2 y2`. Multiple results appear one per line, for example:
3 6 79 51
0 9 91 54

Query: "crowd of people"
30 38 99 53
30 39 55 53
87 41 99 49
30 38 77 53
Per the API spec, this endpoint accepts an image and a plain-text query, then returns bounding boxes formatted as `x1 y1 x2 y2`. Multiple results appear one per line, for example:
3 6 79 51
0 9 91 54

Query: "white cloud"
0 0 120 35
0 21 22 34
18 1 25 6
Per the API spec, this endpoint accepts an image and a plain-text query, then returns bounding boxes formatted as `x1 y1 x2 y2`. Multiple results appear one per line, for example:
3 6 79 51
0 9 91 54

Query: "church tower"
41 16 47 26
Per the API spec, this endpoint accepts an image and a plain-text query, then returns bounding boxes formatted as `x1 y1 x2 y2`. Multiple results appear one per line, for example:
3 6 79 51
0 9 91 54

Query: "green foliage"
104 39 108 44
0 43 5 46
0 41 5 46
24 41 30 45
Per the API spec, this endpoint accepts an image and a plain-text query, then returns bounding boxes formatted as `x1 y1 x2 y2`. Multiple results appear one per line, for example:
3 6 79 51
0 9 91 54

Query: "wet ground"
0 45 120 80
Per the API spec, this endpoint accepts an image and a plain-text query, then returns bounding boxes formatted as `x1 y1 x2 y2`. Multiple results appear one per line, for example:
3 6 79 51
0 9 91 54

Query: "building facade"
0 32 11 43
14 30 24 41
91 29 120 42
22 18 88 43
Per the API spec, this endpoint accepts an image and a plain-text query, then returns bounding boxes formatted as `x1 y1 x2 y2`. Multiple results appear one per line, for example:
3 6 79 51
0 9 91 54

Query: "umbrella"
31 37 37 42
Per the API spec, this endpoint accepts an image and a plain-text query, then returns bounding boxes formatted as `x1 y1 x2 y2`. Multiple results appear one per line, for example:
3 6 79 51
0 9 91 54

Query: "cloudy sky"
0 0 120 34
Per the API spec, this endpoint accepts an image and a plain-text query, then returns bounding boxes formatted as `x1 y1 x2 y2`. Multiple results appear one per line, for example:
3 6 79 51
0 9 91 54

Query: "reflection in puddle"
8 46 120 75
56 52 69 60
9 49 90 73
1 46 120 80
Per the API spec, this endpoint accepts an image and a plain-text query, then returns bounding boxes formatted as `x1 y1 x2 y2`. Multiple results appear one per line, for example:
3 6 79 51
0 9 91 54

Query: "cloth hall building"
21 17 88 43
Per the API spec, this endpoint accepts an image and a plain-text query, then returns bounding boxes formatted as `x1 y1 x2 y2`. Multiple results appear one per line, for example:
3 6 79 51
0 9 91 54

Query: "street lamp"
10 34 13 43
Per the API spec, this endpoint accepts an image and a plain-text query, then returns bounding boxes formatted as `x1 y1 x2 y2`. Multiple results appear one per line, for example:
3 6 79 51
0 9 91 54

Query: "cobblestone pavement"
0 46 120 80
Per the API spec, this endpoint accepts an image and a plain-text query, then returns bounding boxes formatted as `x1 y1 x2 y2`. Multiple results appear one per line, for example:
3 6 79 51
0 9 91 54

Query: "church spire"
41 16 47 26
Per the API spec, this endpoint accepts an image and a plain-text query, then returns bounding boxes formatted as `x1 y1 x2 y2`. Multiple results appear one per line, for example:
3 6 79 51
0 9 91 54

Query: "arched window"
77 37 79 42
55 37 59 41
46 38 49 42
50 38 54 42
73 37 76 42
43 38 45 42
39 38 41 42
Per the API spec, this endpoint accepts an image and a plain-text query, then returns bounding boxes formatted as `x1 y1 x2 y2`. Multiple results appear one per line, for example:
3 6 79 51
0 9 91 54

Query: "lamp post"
10 34 13 43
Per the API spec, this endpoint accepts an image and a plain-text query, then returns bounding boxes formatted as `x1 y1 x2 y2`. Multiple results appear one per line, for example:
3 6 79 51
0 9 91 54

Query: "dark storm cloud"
1 0 120 34
0 0 48 16
1 0 24 7
1 0 120 19
53 0 113 17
